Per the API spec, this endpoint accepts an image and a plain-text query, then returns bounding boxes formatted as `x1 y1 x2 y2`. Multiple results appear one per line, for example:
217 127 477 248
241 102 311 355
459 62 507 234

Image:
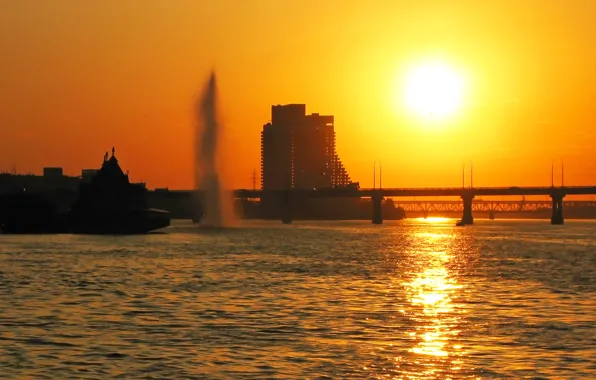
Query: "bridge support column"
461 194 474 225
550 194 564 225
281 190 292 224
372 191 383 225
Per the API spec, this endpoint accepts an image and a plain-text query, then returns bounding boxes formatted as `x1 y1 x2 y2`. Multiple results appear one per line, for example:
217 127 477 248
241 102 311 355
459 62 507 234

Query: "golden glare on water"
408 265 460 357
416 217 451 223
402 63 465 120
403 234 466 376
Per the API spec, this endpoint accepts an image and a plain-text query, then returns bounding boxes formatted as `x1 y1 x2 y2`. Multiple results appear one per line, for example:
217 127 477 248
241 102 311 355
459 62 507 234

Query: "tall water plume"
194 71 236 227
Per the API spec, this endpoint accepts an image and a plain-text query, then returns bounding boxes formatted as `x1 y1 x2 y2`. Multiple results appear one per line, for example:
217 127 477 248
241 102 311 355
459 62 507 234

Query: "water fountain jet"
194 71 236 227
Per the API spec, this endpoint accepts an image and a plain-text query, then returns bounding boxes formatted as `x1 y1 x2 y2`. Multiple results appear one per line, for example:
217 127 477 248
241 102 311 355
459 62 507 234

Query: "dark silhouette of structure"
161 185 593 225
261 104 351 190
0 148 170 234
70 147 170 234
0 167 81 195
0 192 69 233
4 142 596 227
147 184 596 224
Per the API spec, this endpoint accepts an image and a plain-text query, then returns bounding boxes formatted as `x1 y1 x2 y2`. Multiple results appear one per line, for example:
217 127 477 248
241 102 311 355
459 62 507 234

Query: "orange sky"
2 0 596 190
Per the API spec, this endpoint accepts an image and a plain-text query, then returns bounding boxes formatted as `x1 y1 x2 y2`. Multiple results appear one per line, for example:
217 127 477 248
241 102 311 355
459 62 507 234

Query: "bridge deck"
237 186 596 197
151 186 596 198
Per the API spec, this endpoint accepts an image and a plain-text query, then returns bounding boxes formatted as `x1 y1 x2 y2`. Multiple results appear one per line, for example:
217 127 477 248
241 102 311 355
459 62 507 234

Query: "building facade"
261 104 352 190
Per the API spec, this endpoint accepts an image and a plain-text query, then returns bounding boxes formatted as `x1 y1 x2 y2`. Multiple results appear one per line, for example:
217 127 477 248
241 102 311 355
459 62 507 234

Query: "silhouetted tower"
260 104 352 190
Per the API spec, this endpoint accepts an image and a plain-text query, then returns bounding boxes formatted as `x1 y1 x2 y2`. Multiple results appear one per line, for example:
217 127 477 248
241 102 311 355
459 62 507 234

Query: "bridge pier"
550 194 564 225
281 190 292 224
372 191 383 224
461 193 474 225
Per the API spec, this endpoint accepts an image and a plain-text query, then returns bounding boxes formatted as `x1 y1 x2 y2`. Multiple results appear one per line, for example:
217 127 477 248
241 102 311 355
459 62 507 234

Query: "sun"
402 63 464 120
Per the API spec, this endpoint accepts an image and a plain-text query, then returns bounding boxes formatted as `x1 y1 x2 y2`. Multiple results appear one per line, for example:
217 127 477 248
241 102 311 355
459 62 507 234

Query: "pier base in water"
461 194 474 225
550 195 564 225
372 191 383 225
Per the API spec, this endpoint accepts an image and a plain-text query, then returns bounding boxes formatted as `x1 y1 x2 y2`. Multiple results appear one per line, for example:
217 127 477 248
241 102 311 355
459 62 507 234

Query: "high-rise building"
260 104 352 190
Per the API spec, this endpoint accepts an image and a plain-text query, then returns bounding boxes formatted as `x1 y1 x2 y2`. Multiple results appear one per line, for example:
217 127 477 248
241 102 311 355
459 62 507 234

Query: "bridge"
393 199 596 218
231 186 596 198
150 186 596 225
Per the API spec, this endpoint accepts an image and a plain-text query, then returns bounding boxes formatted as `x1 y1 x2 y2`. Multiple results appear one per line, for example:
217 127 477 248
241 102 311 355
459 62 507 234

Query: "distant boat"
455 219 466 226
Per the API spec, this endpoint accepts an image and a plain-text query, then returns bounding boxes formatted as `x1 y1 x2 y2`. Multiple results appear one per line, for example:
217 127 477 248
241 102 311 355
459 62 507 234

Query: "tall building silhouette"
261 104 352 190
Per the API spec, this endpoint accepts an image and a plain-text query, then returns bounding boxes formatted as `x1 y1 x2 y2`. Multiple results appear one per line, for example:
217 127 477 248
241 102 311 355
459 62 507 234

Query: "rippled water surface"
1 219 595 379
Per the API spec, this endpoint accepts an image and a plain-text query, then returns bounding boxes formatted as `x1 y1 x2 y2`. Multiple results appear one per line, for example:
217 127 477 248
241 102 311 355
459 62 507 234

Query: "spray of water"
194 71 236 227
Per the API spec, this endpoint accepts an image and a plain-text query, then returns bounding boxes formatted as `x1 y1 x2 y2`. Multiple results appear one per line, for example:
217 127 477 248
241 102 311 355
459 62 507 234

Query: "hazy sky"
2 0 596 189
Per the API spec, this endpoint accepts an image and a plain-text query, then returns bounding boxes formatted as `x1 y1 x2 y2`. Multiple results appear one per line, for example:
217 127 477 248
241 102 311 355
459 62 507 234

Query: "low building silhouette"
0 148 169 234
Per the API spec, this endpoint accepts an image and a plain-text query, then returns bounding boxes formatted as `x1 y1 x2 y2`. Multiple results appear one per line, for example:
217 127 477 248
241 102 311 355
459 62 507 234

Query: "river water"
0 219 594 379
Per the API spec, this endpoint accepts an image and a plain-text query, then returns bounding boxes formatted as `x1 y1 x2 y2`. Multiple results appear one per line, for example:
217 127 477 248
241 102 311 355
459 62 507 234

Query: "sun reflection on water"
415 217 451 223
402 232 467 377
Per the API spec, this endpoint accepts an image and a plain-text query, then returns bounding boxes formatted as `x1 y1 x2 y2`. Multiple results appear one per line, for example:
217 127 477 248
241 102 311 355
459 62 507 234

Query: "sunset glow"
2 2 596 189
